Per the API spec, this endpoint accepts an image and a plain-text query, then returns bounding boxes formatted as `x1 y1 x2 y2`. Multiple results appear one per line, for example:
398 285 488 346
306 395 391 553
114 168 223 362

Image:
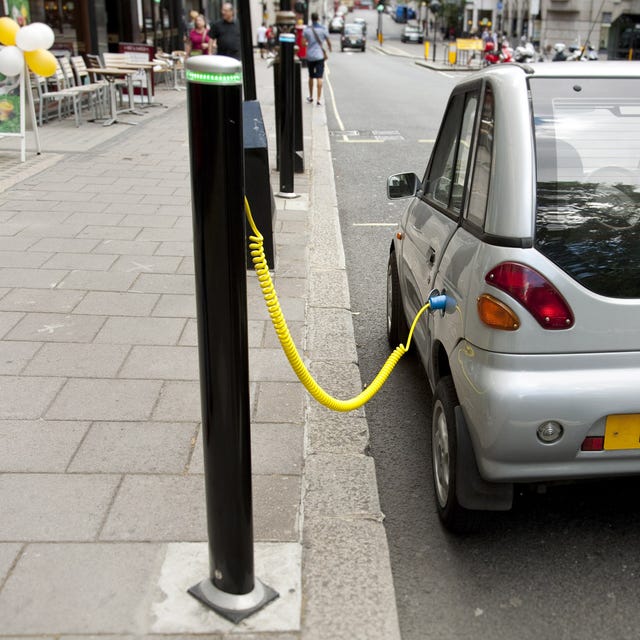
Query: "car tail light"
485 262 574 329
477 294 520 330
581 436 604 451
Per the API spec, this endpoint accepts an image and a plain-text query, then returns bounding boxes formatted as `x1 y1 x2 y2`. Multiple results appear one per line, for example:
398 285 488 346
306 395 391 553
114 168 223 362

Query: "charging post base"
188 576 279 624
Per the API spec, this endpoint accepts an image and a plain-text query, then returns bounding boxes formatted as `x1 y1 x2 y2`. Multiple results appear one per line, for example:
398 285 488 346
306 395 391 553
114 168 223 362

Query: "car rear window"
530 77 640 298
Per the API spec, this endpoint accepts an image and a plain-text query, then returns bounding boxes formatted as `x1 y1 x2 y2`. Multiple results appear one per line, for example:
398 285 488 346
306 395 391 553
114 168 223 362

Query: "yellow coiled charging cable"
245 197 432 412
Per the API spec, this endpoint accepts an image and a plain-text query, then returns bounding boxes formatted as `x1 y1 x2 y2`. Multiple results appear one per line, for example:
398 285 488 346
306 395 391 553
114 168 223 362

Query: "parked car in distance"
386 62 640 533
401 22 423 43
341 23 366 51
329 15 345 33
354 17 367 36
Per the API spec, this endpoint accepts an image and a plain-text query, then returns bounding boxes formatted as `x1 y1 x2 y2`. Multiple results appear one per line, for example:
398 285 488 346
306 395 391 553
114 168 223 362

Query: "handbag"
310 25 328 60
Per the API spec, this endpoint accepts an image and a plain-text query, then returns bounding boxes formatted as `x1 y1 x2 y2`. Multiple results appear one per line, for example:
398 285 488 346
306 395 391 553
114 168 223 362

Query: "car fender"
455 405 514 510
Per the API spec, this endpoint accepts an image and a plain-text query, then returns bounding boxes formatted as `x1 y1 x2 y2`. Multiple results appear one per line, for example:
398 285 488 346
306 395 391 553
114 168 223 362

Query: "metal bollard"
184 55 278 624
277 32 298 198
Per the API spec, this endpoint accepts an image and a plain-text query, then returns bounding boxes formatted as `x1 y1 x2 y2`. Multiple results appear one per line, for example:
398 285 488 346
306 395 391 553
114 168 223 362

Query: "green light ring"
186 70 243 85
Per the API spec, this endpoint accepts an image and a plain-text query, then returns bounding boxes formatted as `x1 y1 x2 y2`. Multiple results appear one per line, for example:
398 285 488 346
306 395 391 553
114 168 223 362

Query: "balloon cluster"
0 17 57 78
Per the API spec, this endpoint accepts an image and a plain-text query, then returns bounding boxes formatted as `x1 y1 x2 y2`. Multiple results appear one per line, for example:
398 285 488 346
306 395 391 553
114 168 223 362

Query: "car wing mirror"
387 172 422 199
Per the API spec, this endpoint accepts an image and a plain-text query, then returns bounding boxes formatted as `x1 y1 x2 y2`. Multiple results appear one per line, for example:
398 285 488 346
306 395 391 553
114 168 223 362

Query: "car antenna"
580 0 606 59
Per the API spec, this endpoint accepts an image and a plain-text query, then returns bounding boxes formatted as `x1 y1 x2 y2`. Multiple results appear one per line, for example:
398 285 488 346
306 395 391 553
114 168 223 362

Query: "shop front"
1 0 185 56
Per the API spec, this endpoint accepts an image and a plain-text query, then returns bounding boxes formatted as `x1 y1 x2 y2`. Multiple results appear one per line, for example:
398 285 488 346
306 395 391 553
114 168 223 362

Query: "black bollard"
293 59 304 173
277 32 298 198
273 58 304 174
184 55 278 624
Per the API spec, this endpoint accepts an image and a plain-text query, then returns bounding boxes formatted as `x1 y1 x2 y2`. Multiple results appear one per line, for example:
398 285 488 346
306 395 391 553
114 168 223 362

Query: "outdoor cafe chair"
59 56 107 121
30 60 86 127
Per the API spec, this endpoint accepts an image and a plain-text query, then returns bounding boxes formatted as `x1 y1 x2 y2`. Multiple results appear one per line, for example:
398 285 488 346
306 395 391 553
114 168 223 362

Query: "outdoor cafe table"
107 60 165 107
87 67 144 126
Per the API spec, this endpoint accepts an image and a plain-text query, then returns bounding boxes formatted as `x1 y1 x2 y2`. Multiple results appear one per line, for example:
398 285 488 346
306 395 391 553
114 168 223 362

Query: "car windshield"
530 77 640 298
344 25 363 34
405 25 420 32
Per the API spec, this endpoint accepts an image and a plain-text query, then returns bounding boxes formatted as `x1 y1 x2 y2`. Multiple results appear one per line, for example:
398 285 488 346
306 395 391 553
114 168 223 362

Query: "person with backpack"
302 13 332 105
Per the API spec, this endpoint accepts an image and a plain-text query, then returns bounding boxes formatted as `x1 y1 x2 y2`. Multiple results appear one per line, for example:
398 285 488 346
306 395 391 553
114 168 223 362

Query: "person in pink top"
185 14 210 56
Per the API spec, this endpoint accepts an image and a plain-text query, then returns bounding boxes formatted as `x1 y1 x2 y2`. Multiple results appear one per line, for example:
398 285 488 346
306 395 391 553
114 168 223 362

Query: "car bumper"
450 342 640 482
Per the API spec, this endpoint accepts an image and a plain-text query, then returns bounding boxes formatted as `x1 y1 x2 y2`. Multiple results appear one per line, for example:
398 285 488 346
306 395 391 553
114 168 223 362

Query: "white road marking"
352 222 398 227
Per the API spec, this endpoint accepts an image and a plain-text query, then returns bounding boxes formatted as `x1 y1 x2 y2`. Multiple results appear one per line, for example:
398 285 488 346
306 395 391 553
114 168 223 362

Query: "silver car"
386 62 640 532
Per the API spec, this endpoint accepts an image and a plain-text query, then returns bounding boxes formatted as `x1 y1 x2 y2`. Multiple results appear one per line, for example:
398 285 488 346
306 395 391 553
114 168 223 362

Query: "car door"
399 87 481 356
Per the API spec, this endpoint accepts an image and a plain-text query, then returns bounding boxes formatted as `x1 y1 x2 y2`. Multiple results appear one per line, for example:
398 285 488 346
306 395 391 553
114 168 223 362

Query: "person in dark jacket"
209 3 241 60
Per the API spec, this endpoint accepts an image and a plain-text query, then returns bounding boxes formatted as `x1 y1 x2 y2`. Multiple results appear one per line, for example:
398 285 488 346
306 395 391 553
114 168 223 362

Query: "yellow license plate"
604 414 640 450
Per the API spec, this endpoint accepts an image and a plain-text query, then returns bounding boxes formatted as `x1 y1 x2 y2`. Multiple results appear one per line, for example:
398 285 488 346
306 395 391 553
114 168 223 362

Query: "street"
324 10 640 640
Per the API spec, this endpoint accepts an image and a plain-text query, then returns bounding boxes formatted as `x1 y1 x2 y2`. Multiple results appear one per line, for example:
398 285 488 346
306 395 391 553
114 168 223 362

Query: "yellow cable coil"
245 197 430 412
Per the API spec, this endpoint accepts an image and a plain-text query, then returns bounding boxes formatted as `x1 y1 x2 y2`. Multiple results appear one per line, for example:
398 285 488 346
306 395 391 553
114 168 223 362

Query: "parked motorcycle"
513 39 536 63
553 42 599 61
484 41 513 65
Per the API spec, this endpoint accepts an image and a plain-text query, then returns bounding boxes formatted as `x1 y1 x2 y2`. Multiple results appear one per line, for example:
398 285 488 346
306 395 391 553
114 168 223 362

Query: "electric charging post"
184 54 278 623
277 31 298 198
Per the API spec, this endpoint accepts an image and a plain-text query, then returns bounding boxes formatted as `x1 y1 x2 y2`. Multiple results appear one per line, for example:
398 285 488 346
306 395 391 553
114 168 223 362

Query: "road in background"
324 16 640 640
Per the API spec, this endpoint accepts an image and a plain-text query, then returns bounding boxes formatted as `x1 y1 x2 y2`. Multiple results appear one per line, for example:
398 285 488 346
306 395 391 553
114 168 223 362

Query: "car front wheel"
431 376 482 533
386 251 409 348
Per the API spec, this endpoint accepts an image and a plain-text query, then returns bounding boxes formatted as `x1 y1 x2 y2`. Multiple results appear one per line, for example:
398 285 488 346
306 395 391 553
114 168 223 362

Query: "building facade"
1 0 267 57
462 0 640 58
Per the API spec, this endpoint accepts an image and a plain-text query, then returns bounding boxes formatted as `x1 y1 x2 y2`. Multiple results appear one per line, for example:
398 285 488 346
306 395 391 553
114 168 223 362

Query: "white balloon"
0 45 24 76
16 23 55 52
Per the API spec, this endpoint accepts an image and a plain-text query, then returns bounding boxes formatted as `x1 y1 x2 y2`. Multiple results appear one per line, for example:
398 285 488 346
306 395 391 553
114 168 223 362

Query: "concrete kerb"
301 102 402 639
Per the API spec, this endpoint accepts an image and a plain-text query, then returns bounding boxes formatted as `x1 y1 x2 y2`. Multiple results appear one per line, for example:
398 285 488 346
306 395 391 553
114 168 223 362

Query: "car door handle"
427 247 436 265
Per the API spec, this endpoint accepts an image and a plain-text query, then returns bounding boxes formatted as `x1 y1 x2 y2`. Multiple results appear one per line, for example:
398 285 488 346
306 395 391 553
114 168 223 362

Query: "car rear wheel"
432 376 482 533
386 251 409 348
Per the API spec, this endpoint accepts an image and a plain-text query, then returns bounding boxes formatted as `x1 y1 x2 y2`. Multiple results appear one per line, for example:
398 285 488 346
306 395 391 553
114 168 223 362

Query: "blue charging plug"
428 294 457 315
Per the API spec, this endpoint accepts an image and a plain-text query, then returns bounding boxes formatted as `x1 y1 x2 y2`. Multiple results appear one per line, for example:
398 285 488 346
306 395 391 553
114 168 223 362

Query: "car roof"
473 61 640 81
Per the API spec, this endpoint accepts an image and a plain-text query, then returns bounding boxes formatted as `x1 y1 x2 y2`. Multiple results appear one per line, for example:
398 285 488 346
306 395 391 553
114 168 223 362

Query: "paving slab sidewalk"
0 57 401 639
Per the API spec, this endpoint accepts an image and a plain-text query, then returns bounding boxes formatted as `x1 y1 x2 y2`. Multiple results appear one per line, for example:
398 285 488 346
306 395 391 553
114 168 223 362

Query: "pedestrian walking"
257 23 268 58
302 12 332 106
185 14 211 56
209 2 241 60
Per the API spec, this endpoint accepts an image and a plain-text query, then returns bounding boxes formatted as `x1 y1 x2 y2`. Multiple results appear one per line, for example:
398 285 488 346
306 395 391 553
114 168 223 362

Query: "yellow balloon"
25 48 57 77
0 17 20 46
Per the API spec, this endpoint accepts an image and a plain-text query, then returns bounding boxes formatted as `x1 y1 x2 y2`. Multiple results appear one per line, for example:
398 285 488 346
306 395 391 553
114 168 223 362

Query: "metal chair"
60 56 107 121
30 62 82 127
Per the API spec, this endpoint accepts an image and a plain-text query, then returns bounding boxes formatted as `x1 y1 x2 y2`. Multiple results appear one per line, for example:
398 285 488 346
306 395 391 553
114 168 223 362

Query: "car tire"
431 376 482 533
386 251 409 348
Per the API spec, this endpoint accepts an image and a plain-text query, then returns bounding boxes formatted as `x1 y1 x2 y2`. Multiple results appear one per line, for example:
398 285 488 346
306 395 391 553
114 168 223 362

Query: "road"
323 11 640 640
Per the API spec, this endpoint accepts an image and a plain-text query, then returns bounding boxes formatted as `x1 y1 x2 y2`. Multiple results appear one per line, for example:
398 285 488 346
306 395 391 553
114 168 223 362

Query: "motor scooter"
513 39 535 63
484 41 513 65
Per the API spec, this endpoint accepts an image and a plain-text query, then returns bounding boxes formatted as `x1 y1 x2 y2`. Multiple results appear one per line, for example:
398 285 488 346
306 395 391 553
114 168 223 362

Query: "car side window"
451 93 478 212
466 85 494 228
425 94 465 209
425 91 478 214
